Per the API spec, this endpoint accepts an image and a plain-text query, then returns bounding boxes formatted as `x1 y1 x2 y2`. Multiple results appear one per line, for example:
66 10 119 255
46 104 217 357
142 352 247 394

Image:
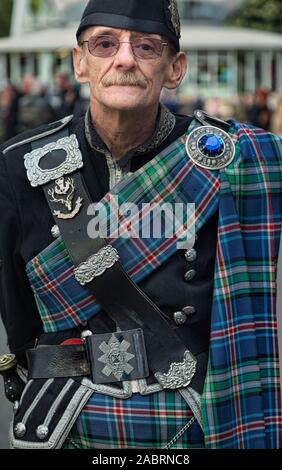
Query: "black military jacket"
0 110 218 367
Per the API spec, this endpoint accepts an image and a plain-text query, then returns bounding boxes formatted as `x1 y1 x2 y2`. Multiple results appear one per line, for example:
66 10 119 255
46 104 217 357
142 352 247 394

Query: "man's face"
73 26 179 112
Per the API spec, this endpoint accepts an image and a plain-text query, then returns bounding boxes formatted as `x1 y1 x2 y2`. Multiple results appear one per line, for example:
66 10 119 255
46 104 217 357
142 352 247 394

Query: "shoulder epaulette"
2 115 74 156
193 109 230 132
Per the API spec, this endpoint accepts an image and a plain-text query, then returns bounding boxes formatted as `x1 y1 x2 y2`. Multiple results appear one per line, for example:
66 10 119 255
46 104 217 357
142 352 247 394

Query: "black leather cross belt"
27 329 149 383
29 128 200 392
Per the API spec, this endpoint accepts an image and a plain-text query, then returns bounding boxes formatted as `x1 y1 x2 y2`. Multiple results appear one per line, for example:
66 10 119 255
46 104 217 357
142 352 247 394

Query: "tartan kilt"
62 390 204 449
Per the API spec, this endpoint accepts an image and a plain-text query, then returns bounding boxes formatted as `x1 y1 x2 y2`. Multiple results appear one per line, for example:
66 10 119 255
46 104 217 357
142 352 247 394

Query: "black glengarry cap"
76 0 181 52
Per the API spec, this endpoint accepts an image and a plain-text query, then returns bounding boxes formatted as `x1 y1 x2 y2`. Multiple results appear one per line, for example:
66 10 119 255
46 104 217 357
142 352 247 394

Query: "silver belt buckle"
85 329 149 384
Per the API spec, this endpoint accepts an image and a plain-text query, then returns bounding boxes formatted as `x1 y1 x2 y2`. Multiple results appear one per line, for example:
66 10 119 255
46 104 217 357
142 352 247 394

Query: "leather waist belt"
30 130 199 392
27 329 149 383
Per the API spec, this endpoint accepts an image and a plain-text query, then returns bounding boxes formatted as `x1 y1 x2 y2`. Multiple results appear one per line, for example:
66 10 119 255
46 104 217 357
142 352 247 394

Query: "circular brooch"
186 126 235 170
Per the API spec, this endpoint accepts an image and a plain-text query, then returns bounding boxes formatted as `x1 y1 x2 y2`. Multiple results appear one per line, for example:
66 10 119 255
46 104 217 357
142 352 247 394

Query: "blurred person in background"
47 72 84 119
0 82 20 143
16 74 58 133
232 94 249 124
273 94 282 136
247 87 272 130
0 0 281 450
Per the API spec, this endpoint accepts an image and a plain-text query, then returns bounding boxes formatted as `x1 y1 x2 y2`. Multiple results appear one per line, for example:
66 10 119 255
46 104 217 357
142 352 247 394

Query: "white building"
0 0 281 97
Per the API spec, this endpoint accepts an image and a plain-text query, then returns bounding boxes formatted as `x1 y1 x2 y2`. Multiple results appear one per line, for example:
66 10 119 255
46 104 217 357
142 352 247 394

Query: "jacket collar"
84 104 176 161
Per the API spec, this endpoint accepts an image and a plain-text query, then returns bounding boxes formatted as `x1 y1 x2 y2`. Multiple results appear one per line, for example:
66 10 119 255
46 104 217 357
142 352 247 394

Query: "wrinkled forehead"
81 26 163 41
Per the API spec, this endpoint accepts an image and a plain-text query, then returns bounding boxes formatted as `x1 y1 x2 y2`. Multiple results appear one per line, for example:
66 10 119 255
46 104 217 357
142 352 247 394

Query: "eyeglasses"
80 35 168 60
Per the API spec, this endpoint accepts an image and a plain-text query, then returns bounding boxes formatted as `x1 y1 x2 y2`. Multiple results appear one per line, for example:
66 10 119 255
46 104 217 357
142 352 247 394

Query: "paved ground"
0 244 281 449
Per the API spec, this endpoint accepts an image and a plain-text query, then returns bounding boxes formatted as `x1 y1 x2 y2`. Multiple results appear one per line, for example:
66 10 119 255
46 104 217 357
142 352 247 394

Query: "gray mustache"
102 73 148 88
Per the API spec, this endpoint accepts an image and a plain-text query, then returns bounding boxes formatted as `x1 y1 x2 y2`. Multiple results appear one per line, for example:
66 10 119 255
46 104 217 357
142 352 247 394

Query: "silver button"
185 248 197 263
182 306 196 316
184 269 196 282
51 225 60 239
195 110 204 119
81 330 93 340
173 311 187 326
36 425 49 440
13 401 20 414
14 423 26 438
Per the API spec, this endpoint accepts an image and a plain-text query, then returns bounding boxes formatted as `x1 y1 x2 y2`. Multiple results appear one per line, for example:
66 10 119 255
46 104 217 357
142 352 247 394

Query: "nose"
113 42 137 70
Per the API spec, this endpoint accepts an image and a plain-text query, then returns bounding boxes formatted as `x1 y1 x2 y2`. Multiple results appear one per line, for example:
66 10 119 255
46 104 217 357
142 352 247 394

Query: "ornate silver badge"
168 0 181 38
186 125 236 170
48 177 83 220
0 354 17 373
98 334 135 381
24 134 83 187
155 350 197 389
74 245 120 286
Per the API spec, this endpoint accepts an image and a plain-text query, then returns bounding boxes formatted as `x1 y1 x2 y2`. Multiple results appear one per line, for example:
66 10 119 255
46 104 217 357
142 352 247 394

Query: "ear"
163 52 187 90
72 46 89 84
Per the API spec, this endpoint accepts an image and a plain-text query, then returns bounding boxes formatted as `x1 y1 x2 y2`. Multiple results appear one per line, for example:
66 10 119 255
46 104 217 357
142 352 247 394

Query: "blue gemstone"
199 134 224 157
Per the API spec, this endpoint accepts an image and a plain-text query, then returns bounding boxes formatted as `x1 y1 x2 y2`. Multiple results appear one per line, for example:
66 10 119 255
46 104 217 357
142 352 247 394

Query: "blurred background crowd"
0 72 85 142
162 87 282 135
1 77 282 145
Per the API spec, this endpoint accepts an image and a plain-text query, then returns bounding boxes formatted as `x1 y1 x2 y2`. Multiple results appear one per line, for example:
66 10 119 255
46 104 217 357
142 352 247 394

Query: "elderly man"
0 0 281 449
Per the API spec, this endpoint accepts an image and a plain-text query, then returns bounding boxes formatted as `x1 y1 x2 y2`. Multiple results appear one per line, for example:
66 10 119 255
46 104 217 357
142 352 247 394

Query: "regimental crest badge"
86 329 149 384
98 335 135 381
48 176 83 220
167 0 181 38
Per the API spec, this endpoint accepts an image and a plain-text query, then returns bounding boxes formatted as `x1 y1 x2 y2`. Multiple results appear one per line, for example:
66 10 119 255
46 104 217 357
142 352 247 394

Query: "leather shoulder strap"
28 125 202 393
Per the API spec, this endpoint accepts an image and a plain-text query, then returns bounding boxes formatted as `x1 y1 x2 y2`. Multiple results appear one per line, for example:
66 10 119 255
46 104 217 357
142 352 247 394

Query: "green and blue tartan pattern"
26 121 282 448
62 390 204 449
201 124 282 448
26 119 218 331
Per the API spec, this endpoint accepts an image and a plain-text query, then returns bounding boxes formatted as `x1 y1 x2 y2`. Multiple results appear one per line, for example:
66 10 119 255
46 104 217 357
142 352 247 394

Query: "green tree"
29 0 43 16
0 0 13 38
228 0 282 34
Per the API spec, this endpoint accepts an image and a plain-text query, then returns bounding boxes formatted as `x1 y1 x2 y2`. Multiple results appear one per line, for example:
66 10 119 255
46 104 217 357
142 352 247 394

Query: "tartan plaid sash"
26 120 282 448
201 125 282 448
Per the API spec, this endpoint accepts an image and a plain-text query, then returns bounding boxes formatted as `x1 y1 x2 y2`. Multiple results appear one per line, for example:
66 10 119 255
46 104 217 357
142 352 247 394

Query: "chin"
102 88 149 111
104 98 149 112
